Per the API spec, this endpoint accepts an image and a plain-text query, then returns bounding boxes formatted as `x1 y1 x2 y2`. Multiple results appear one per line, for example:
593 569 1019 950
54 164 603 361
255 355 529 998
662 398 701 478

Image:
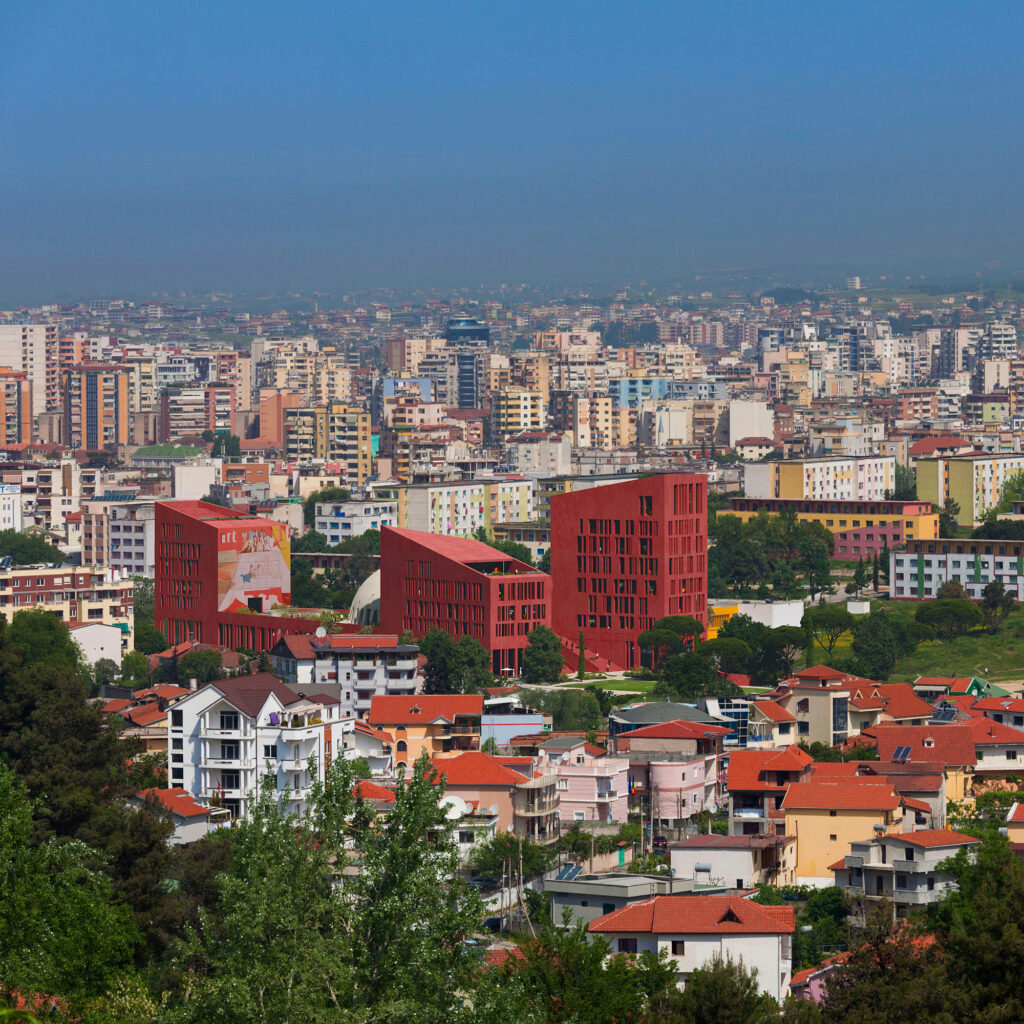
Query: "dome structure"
347 569 381 626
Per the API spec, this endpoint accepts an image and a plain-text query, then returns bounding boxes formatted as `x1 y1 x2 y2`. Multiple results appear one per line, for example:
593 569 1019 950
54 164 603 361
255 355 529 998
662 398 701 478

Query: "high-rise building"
0 323 54 418
0 370 32 446
62 364 130 451
444 316 490 347
282 402 371 483
379 526 551 676
550 474 708 672
158 384 236 441
491 387 545 441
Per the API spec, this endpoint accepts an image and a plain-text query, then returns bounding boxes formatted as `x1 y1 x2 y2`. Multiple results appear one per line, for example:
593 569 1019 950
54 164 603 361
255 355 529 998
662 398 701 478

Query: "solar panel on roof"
565 865 582 880
932 708 957 723
892 745 912 763
556 865 575 880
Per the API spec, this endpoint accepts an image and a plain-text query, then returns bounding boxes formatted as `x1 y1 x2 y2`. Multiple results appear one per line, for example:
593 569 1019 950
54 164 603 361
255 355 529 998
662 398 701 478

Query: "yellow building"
744 457 895 504
721 498 939 547
706 604 739 639
491 387 545 441
283 402 371 484
916 453 1024 526
367 694 482 768
781 781 906 885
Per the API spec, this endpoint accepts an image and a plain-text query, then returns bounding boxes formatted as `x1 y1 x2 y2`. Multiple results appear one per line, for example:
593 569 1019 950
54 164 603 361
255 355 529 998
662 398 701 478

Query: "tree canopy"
520 625 565 684
0 529 65 565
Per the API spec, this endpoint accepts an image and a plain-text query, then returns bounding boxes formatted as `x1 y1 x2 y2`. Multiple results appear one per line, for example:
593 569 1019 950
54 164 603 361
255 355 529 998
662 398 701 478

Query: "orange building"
0 369 32 446
62 364 130 450
368 694 483 767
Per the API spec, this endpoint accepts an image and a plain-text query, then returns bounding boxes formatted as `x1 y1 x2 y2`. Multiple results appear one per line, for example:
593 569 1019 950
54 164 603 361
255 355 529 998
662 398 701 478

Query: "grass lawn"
562 679 658 694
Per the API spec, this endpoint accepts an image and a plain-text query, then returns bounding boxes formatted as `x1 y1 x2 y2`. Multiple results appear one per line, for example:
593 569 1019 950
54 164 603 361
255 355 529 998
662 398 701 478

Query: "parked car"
469 875 499 891
652 835 668 851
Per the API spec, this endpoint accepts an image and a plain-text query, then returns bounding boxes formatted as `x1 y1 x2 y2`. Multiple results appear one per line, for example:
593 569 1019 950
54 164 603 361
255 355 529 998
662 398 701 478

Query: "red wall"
380 527 551 675
550 474 708 671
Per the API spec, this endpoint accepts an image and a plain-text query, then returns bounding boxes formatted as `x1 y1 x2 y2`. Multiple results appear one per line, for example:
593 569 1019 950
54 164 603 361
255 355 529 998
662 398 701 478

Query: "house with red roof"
969 696 1024 731
429 750 560 844
669 833 798 888
781 778 919 885
748 699 797 749
588 893 795 1002
773 669 861 747
368 694 483 767
831 829 980 919
848 682 936 732
534 736 629 825
727 745 814 836
131 787 231 844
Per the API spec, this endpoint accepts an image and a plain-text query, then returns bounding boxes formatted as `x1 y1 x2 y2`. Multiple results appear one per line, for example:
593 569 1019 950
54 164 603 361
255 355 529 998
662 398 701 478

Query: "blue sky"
2 1 1023 298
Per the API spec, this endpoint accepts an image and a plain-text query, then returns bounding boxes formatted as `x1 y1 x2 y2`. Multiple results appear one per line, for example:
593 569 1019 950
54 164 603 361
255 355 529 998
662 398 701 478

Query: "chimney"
189 677 198 691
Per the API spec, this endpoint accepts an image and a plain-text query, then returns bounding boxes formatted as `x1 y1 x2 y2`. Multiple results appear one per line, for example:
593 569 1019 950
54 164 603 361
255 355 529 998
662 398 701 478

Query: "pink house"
537 737 630 824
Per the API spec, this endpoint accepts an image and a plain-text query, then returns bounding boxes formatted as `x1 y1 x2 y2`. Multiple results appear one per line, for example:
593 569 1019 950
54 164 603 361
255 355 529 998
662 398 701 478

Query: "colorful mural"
216 521 291 613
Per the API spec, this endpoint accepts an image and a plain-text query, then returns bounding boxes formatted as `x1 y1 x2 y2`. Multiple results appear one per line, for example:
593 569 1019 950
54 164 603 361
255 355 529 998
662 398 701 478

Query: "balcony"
595 790 618 801
200 725 251 739
733 807 767 819
201 756 256 769
514 797 559 817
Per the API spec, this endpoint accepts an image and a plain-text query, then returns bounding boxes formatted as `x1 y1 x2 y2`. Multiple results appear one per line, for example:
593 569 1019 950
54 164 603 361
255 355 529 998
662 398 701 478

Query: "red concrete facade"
550 474 708 671
155 500 317 652
379 526 551 676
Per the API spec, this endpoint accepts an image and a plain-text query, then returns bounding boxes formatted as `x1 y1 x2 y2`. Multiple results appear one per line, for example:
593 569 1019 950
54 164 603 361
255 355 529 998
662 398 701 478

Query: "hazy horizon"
3 1 1024 302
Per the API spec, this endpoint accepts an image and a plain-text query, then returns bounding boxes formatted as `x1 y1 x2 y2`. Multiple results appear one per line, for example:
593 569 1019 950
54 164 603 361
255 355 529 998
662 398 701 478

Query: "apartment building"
170 673 344 818
159 384 236 441
744 456 895 503
917 452 1024 526
490 386 545 441
63 364 131 450
314 500 397 543
0 370 33 446
401 478 537 536
306 634 418 719
0 562 134 650
0 323 53 417
0 484 22 532
367 694 483 766
891 537 1024 600
283 402 372 483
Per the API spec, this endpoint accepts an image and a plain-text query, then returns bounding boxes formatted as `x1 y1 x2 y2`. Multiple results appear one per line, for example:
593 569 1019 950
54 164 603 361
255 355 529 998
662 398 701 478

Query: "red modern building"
379 526 551 676
550 474 708 672
155 500 318 652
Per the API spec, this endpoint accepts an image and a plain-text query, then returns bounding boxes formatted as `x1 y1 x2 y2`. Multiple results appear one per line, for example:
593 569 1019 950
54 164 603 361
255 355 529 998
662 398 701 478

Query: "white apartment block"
744 456 895 503
405 478 537 536
0 323 52 417
0 484 22 532
890 539 1024 601
109 502 156 577
314 500 397 543
170 675 342 818
310 635 419 719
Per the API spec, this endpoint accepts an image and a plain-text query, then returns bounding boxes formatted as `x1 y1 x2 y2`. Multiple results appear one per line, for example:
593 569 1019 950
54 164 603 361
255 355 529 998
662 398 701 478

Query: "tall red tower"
550 474 708 671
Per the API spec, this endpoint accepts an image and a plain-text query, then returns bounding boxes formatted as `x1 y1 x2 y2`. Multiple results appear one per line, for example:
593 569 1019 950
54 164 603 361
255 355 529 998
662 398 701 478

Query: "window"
458 831 474 844
797 699 809 714
829 810 837 817
896 873 908 889
558 779 569 790
574 811 585 821
171 709 183 728
171 768 183 781
1009 750 1018 760
671 940 686 956
263 744 278 758
618 938 638 954
396 740 407 753
798 722 809 735
829 834 837 841
219 712 239 731
172 738 182 750
906 847 915 860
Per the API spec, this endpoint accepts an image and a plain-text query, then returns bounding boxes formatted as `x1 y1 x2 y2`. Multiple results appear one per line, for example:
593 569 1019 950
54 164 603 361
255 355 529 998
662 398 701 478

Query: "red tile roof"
368 694 484 725
914 676 975 689
101 698 132 713
727 746 813 792
967 717 1024 746
122 704 167 727
871 724 977 767
792 665 850 681
353 780 396 803
891 829 979 848
908 435 972 456
353 720 394 743
781 781 901 811
876 683 936 721
751 700 795 723
136 787 211 819
970 697 1024 712
810 762 860 777
589 894 795 936
1007 803 1024 823
430 751 529 787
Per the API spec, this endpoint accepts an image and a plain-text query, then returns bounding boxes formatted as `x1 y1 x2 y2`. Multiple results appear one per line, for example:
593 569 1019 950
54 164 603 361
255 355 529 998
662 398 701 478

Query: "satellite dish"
489 804 499 815
506 824 515 833
439 795 466 821
315 626 328 638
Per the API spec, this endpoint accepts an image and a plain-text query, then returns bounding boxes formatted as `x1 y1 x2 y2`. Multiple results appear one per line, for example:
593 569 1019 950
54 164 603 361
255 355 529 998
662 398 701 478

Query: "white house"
70 621 124 667
169 673 344 818
670 834 798 889
308 634 420 719
588 893 795 1002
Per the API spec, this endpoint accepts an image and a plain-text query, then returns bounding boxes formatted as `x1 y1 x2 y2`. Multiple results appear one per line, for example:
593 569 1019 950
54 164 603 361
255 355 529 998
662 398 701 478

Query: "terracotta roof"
792 665 849 681
750 700 795 723
122 704 167 727
353 720 394 743
967 717 1024 746
132 684 191 701
971 697 1024 712
876 683 936 721
623 719 731 741
781 781 901 811
275 634 316 660
1007 803 1024 823
430 751 529 787
915 676 974 689
101 698 132 713
871 724 977 767
810 762 860 777
136 787 211 819
353 779 396 803
908 435 972 456
890 829 979 848
901 797 932 813
369 694 483 724
727 746 813 792
588 894 794 936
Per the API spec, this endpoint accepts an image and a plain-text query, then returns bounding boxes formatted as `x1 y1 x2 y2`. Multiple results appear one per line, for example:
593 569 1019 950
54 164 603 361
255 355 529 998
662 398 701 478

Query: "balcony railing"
515 798 559 816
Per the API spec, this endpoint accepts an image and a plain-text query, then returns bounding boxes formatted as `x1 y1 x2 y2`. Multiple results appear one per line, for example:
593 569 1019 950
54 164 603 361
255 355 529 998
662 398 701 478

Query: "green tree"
7 608 85 675
470 832 554 881
697 637 752 675
496 915 676 1024
520 688 603 730
472 526 534 566
521 625 565 684
980 579 1015 632
656 652 734 701
915 598 983 639
937 579 967 599
845 558 869 597
849 611 899 681
801 606 854 660
938 497 961 537
175 648 223 685
419 627 493 693
537 548 551 574
134 621 168 656
578 629 586 680
0 764 138 1004
884 463 917 502
120 650 150 686
645 953 778 1024
0 529 65 565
